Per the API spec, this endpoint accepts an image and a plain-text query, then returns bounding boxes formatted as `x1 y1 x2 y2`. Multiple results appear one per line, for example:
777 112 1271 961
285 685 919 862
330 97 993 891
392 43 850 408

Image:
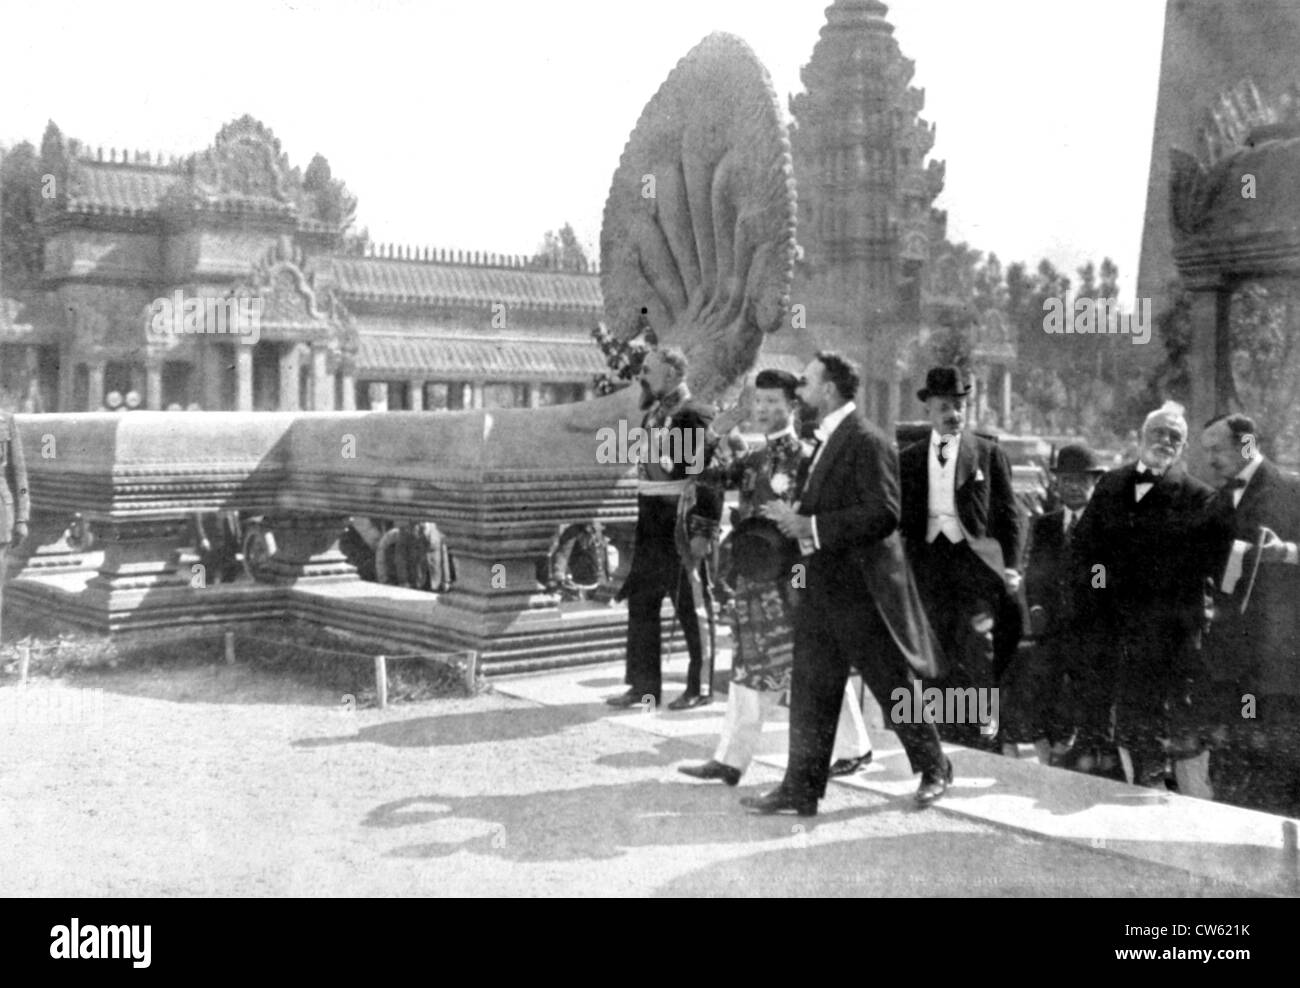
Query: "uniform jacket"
796 410 943 679
899 430 1024 578
1203 458 1300 700
617 387 722 600
0 412 30 545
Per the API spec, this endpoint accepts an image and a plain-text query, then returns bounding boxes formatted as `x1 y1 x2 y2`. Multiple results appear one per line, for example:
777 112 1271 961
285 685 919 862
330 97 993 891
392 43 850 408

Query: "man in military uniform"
1 407 31 644
609 347 723 710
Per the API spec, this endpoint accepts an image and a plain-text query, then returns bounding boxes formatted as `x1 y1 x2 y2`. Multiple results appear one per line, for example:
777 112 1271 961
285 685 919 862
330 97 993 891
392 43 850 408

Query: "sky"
0 0 1167 302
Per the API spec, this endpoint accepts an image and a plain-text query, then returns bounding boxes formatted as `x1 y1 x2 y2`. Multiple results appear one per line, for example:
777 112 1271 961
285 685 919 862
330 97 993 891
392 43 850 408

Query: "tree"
302 153 357 232
531 222 589 273
0 140 44 297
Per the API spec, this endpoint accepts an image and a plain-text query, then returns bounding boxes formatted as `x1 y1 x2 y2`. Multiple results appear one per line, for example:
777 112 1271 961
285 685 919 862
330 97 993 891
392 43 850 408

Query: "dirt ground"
0 658 1262 897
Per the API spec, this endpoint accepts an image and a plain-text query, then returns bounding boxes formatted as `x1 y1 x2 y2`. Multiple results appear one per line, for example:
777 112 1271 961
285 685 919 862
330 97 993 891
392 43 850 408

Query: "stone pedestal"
86 519 192 593
12 510 103 576
262 514 355 582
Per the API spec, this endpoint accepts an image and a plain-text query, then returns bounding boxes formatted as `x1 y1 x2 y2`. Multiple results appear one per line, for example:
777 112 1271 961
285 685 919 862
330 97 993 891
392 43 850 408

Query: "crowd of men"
609 347 1300 820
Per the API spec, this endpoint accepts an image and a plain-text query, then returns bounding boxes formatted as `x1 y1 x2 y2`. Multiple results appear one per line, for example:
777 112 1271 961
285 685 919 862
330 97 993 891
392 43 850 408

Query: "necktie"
936 440 949 467
1064 512 1077 543
1224 477 1247 490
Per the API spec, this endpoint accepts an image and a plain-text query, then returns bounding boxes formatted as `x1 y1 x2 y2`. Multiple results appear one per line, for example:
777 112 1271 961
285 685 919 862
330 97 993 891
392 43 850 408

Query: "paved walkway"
0 649 1292 896
496 657 1300 898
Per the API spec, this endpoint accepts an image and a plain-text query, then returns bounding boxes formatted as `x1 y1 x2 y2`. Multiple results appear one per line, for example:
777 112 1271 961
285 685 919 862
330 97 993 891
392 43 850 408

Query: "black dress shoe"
606 689 657 708
915 757 954 807
678 760 742 786
667 691 712 711
828 753 873 777
740 788 817 817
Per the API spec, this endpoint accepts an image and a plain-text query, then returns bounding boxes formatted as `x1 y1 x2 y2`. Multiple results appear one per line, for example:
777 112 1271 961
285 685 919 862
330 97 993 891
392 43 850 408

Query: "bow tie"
1135 467 1162 483
1223 477 1248 491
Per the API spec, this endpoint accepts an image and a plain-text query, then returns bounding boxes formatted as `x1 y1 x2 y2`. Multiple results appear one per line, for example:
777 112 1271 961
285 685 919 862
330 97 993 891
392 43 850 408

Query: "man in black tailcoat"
1068 401 1216 795
741 351 950 816
899 366 1024 747
1200 413 1300 816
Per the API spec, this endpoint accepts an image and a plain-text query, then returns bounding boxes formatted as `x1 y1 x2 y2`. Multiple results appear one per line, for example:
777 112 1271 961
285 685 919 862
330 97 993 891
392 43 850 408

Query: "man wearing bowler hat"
677 369 873 787
899 366 1024 748
0 404 31 645
1000 442 1107 765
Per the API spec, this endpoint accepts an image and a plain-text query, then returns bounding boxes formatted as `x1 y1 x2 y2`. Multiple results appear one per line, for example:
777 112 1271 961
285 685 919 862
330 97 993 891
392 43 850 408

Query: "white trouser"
1117 747 1214 799
715 677 871 772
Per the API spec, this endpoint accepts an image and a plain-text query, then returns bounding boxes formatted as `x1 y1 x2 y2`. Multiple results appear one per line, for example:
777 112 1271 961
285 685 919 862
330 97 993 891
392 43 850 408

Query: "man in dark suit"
741 351 950 816
899 366 1024 747
1 408 31 644
1200 413 1300 816
608 347 723 711
1068 402 1216 795
1000 443 1106 765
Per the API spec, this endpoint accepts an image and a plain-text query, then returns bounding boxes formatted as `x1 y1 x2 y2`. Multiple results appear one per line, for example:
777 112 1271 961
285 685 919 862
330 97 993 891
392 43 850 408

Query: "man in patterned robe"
677 370 872 786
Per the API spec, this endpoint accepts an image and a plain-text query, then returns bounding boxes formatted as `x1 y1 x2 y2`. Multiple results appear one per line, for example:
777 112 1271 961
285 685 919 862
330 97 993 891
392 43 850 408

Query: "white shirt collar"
1135 462 1162 482
765 423 797 442
814 401 856 444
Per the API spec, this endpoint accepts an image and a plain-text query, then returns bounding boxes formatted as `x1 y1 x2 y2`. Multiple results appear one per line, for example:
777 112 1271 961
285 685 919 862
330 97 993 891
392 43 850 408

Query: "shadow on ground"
294 700 613 750
365 778 888 862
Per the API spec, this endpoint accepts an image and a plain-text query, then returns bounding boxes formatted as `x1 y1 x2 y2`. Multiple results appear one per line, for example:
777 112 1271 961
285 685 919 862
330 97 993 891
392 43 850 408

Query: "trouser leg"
831 678 872 761
1172 751 1213 800
783 612 849 800
625 588 665 698
673 561 714 697
713 683 777 771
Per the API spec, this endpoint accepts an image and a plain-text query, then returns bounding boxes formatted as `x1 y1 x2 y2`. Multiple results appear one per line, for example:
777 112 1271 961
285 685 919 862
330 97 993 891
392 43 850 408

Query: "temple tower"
790 0 946 426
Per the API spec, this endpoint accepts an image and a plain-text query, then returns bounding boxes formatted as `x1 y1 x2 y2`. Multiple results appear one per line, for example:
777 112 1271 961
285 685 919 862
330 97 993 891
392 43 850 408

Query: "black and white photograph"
0 0 1296 922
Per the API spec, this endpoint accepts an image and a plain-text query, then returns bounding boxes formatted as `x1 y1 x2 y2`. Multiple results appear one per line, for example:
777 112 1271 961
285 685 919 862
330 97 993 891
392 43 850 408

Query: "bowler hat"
729 515 795 582
1053 442 1105 475
917 366 971 402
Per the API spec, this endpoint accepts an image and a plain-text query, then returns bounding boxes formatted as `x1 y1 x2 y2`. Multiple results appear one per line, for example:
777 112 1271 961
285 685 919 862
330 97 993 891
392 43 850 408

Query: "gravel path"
0 664 1255 897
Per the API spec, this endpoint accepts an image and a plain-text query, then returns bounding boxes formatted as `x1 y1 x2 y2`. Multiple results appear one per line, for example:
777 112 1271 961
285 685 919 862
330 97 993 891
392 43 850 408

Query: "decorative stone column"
88 362 106 410
340 366 357 411
58 344 75 413
279 343 302 412
235 346 254 412
470 382 484 409
527 383 541 409
408 380 424 411
200 344 223 411
145 359 163 410
311 345 334 411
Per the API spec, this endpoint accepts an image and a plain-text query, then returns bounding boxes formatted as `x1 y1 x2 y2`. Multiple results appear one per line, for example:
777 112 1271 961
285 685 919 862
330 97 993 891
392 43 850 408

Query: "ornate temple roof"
316 256 603 313
65 160 182 216
356 333 605 380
